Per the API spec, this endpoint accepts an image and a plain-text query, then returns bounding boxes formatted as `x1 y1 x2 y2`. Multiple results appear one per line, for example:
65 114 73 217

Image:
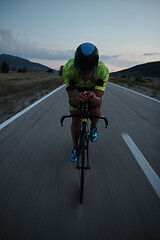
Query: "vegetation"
59 65 64 76
0 54 55 72
17 67 27 73
110 61 160 78
47 69 53 73
109 61 160 99
0 61 9 73
109 76 160 99
0 72 64 123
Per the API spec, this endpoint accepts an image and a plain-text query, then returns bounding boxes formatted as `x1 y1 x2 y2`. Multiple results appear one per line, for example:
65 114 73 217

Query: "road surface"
0 83 160 240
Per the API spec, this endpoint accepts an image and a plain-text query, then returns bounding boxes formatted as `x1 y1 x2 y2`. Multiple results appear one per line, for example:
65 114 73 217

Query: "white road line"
0 85 65 130
122 133 160 198
109 82 160 103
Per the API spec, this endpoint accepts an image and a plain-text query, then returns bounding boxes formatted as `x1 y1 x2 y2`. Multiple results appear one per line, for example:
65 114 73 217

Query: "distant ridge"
0 54 57 73
110 61 160 78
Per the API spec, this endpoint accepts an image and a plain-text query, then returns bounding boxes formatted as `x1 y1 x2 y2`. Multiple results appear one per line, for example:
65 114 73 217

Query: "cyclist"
62 42 109 162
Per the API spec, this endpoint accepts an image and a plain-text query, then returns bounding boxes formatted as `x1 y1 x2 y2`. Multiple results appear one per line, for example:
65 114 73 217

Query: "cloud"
101 53 141 69
0 29 74 60
143 52 160 56
2 29 157 71
101 54 121 60
0 30 124 62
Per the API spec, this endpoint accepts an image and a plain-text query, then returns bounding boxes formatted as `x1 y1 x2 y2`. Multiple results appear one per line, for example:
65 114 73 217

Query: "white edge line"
0 85 65 130
109 82 160 103
122 133 160 198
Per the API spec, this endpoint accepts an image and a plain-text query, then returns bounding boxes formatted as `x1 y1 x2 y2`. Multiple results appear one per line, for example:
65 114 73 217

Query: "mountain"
0 54 58 73
110 61 160 78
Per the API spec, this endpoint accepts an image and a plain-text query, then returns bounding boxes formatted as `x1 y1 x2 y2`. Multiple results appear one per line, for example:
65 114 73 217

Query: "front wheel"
80 137 85 204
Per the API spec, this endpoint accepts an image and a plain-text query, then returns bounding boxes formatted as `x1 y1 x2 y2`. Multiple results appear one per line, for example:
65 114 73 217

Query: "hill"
110 61 160 78
0 54 58 73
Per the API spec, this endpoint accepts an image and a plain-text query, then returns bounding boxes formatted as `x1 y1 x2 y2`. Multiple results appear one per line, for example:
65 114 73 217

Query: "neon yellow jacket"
62 58 109 92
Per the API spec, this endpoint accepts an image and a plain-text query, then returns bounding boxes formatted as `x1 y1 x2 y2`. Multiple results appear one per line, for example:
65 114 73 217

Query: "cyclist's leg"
89 106 100 142
69 103 82 149
89 105 101 127
70 111 81 149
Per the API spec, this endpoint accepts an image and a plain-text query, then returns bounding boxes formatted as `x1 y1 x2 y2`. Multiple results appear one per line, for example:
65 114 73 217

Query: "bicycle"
60 101 108 204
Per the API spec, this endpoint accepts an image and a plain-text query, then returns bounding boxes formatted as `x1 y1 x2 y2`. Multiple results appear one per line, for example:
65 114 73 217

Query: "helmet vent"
81 43 95 56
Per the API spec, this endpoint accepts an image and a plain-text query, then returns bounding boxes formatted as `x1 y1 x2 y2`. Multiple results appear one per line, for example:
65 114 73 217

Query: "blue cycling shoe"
90 127 98 142
70 148 78 162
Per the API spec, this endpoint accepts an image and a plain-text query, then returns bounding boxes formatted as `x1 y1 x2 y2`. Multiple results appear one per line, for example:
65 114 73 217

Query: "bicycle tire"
86 136 90 168
80 136 85 204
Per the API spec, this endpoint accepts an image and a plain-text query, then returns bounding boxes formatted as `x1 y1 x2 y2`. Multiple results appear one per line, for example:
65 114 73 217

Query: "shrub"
47 69 53 73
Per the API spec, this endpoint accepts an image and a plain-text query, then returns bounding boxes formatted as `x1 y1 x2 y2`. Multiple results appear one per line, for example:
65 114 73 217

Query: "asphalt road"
0 83 160 240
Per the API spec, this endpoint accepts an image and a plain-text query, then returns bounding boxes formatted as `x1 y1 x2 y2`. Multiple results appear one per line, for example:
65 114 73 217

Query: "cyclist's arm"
62 59 87 105
90 64 109 106
86 89 104 105
93 89 104 105
94 63 109 92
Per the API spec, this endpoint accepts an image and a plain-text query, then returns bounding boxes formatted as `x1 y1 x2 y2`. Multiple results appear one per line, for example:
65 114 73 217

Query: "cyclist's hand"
78 92 88 102
86 91 96 103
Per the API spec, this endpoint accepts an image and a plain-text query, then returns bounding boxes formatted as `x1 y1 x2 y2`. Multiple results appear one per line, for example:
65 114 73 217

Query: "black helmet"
75 42 99 73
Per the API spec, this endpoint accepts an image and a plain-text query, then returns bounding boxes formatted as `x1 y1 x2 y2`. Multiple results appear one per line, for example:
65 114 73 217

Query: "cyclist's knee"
72 118 81 126
70 111 81 126
90 107 101 116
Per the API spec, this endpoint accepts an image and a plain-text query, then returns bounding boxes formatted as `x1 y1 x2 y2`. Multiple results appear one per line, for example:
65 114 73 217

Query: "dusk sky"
0 0 160 72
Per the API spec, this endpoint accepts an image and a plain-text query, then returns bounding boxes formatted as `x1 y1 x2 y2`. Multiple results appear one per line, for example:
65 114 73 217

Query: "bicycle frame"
60 101 108 204
76 117 90 168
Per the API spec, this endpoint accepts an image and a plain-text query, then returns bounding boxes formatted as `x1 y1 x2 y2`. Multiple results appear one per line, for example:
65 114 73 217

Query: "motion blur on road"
0 83 160 240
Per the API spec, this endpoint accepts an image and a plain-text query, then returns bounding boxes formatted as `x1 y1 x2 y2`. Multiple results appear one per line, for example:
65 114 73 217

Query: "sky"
0 0 160 72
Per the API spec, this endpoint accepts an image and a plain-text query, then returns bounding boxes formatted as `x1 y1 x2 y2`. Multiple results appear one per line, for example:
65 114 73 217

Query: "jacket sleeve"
62 59 77 91
95 64 109 91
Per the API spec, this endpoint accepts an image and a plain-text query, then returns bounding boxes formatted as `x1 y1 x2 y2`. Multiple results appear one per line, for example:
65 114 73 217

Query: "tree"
59 65 64 76
17 68 22 73
1 61 9 73
17 67 27 73
22 67 27 73
47 69 53 73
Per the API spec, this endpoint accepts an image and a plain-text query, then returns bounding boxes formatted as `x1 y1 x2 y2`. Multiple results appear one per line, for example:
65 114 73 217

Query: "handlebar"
60 114 108 128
